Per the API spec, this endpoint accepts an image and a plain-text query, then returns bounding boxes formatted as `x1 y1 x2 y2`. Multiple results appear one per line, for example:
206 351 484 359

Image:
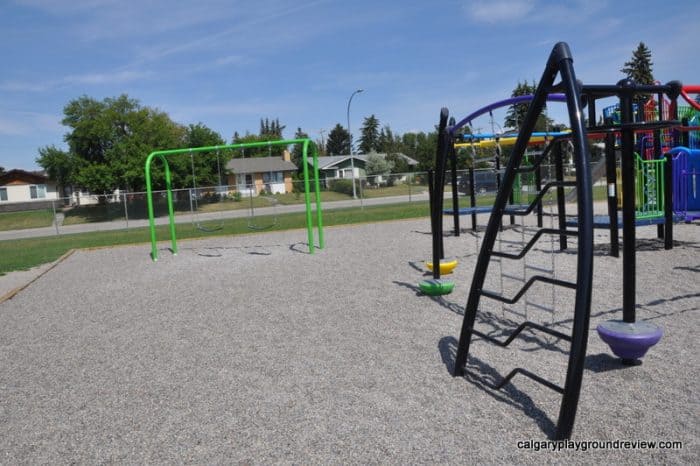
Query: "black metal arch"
451 42 594 440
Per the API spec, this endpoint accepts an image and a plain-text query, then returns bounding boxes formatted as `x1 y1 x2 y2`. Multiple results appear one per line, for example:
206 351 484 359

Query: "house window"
263 171 283 183
30 184 46 199
0 187 7 201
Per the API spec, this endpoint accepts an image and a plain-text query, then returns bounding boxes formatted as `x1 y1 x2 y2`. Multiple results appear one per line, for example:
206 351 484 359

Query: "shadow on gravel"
673 264 700 273
438 336 557 438
584 353 635 373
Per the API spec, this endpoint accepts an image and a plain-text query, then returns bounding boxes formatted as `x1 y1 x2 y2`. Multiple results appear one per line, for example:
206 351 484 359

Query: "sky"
2 0 699 171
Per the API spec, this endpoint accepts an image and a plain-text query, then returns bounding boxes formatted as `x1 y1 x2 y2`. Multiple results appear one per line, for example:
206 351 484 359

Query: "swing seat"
418 279 455 296
425 258 458 274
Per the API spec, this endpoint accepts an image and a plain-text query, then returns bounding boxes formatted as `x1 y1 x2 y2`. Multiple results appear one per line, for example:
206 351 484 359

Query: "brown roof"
0 169 48 185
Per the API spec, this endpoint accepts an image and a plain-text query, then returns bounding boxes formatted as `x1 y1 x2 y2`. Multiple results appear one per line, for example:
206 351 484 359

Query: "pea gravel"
0 217 698 464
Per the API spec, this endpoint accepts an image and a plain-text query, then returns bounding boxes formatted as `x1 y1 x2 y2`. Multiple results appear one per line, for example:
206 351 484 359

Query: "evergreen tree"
232 118 286 157
358 115 380 153
504 80 555 132
290 127 309 168
326 124 350 155
377 125 402 155
621 41 655 104
621 42 655 85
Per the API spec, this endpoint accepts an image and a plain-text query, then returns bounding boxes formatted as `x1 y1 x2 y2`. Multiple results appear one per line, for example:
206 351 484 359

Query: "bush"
328 179 354 196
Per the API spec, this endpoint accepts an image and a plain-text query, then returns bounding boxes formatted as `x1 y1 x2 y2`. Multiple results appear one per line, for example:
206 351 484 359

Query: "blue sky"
2 0 699 170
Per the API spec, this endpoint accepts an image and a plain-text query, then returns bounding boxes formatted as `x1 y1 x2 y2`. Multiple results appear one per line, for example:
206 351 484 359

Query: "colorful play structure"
144 139 324 261
428 42 699 440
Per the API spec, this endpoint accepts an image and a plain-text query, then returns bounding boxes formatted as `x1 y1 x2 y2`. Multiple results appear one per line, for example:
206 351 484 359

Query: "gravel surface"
0 217 698 464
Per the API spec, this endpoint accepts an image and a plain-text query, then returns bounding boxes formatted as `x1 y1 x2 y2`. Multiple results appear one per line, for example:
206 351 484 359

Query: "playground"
1 42 699 462
0 216 697 463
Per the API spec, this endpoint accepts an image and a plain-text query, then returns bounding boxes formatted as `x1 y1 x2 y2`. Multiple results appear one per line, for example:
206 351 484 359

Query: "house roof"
308 153 418 169
0 169 48 185
226 156 297 174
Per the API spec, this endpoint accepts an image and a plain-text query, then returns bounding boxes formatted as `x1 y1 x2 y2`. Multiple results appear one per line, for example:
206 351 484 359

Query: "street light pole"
347 88 363 199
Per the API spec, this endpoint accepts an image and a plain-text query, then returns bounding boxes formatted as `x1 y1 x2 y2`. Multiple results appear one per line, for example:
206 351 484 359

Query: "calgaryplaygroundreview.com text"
517 439 684 452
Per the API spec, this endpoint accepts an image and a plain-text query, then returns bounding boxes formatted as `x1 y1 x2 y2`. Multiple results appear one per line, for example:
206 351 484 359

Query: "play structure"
144 138 324 261
668 146 700 221
444 42 695 440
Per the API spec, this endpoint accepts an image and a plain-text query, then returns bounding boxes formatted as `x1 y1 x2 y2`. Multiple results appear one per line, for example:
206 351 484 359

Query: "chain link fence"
0 164 599 241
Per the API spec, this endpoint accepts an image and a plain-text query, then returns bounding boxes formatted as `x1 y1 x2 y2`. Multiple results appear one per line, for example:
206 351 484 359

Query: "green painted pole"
301 140 315 253
311 142 324 249
163 155 177 255
145 152 159 261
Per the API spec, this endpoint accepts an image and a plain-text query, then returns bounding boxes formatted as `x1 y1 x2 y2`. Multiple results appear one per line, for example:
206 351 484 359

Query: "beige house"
0 169 59 207
226 151 297 196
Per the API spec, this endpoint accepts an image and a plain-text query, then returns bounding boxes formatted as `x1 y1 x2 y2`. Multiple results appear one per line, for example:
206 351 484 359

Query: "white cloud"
464 0 608 25
0 111 62 136
214 55 247 67
63 70 153 86
0 70 152 93
465 0 535 23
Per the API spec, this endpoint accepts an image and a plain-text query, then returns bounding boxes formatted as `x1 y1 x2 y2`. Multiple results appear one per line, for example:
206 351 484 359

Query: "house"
0 169 59 210
307 152 418 185
226 151 297 196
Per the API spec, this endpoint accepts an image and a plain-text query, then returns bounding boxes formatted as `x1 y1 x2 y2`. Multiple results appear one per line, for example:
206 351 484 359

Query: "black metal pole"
428 169 440 280
469 167 477 230
535 154 543 228
664 152 673 250
434 108 450 263
554 141 568 250
653 126 664 239
604 129 620 257
554 48 594 442
449 122 460 237
619 80 637 324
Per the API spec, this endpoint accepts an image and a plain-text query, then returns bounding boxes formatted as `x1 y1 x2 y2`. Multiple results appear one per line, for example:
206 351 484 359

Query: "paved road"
0 192 434 241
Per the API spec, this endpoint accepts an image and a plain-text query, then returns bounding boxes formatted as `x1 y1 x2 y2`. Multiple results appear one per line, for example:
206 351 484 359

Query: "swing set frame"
144 138 324 261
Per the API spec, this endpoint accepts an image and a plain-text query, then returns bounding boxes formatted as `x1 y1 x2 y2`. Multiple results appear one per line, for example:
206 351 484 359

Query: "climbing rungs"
492 228 577 260
472 320 572 346
481 275 577 304
503 181 576 216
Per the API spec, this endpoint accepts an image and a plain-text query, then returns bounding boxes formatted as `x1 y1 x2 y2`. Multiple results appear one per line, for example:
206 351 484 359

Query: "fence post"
408 173 412 203
52 199 59 235
359 175 364 210
123 189 129 230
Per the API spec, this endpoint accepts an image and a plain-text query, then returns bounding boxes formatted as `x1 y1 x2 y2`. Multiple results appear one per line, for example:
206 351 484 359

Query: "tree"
385 152 409 174
290 127 309 168
358 115 380 153
232 117 287 158
621 42 654 85
364 152 393 179
377 125 402 155
0 166 5 176
621 42 655 104
326 124 350 155
503 81 555 132
183 123 226 188
401 131 438 171
35 145 75 196
57 94 186 195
